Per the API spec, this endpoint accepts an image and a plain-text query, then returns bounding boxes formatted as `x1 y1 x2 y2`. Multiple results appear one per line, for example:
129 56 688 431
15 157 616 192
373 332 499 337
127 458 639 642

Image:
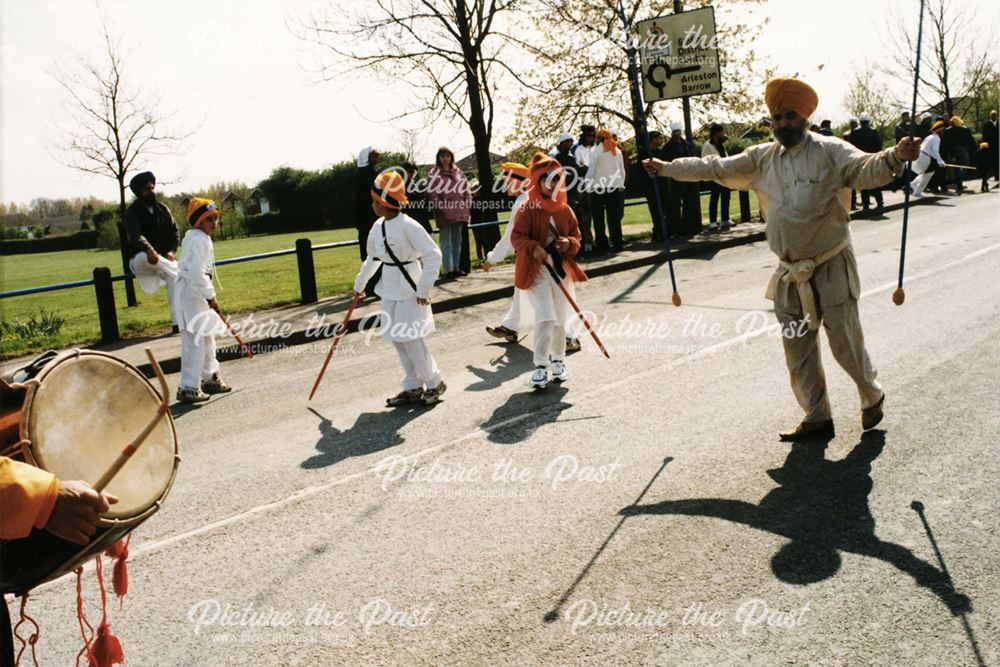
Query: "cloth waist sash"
767 238 851 331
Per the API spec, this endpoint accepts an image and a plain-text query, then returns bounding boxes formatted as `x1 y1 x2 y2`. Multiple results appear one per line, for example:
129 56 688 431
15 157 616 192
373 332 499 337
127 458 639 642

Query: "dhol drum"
0 349 179 594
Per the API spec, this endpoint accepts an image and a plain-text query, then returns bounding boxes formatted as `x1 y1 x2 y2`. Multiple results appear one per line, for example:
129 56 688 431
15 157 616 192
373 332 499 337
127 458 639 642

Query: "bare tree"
296 0 530 187
882 0 995 119
53 11 192 305
511 0 769 145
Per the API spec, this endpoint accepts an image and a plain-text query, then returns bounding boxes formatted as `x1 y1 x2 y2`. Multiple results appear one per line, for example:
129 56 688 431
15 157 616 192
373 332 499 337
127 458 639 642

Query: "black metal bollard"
93 267 120 344
296 238 318 304
739 190 752 222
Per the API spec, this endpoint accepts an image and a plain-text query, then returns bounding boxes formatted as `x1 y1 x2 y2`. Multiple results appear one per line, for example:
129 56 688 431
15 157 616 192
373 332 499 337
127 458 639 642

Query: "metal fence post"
93 267 120 344
739 191 751 222
296 238 318 304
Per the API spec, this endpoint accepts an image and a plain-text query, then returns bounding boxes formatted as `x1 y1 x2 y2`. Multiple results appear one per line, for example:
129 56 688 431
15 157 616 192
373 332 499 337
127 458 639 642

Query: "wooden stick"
308 293 361 401
541 261 610 359
93 348 170 492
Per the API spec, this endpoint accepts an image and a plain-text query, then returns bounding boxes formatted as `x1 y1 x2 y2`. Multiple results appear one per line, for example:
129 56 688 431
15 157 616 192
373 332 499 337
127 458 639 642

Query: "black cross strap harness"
380 218 419 293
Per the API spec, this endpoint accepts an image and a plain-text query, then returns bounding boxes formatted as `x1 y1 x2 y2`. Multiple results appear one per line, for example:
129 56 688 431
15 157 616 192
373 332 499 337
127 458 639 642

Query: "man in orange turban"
644 78 922 441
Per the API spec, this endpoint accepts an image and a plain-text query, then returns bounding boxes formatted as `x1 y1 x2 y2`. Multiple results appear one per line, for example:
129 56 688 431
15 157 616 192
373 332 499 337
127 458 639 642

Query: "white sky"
1 0 997 205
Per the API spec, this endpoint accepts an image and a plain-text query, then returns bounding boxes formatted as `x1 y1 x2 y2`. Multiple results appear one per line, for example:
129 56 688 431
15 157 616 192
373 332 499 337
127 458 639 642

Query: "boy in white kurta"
354 172 446 406
172 197 232 403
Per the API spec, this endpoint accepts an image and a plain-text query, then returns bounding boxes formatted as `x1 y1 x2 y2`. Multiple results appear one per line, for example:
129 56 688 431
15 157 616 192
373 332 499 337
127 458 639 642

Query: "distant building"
246 189 270 215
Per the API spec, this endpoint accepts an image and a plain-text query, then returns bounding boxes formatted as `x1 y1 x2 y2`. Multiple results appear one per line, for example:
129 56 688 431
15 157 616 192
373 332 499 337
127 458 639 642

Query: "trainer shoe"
707 222 719 232
387 388 423 407
421 381 447 405
177 386 210 403
201 372 232 394
721 220 733 230
551 360 568 383
486 325 519 343
530 366 549 389
565 337 582 353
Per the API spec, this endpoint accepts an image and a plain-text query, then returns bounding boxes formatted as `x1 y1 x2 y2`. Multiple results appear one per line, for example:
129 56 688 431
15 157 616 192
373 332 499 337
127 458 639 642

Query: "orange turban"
500 161 529 182
764 78 819 119
527 153 567 213
371 171 408 210
595 128 620 155
950 116 963 127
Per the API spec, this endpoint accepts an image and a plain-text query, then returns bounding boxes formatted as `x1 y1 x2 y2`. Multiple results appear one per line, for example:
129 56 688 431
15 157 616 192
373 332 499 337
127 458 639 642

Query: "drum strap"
380 221 419 293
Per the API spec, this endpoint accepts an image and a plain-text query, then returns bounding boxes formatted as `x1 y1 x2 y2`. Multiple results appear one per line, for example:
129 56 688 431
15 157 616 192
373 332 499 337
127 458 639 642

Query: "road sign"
636 6 721 103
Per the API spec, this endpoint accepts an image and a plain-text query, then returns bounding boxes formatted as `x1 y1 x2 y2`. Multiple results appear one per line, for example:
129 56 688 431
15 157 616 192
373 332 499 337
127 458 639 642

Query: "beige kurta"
656 132 903 420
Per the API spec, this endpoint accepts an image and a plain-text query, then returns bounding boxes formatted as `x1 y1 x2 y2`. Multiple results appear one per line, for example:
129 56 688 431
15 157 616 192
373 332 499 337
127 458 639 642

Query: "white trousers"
910 169 935 196
500 289 522 331
525 273 573 367
393 339 442 391
775 297 883 422
130 252 179 324
180 330 220 390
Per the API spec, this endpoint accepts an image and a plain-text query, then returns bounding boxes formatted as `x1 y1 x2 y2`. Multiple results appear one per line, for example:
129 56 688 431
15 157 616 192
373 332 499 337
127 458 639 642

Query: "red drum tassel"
88 556 124 667
13 593 40 667
75 567 96 667
105 535 131 605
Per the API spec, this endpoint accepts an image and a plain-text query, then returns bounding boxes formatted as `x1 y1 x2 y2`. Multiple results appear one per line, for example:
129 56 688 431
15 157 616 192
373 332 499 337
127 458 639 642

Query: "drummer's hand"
146 248 159 265
416 297 431 306
45 481 119 545
555 237 570 253
532 245 549 262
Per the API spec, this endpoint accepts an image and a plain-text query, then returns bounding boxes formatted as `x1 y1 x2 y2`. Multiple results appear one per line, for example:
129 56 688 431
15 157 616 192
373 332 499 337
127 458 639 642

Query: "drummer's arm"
0 458 118 544
0 457 58 540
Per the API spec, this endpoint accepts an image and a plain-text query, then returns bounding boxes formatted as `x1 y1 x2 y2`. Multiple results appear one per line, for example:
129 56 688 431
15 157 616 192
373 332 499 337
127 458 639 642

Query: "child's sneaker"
421 381 447 405
177 386 210 403
551 360 568 383
387 388 423 407
486 325 519 343
707 222 720 232
201 372 232 394
530 366 549 390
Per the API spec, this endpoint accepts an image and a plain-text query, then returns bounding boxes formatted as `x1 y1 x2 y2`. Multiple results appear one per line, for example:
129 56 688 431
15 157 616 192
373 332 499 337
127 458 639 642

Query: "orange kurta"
0 457 58 539
510 203 587 290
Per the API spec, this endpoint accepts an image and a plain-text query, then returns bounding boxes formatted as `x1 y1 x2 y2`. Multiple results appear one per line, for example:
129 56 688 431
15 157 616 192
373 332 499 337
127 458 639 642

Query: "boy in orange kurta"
511 154 588 389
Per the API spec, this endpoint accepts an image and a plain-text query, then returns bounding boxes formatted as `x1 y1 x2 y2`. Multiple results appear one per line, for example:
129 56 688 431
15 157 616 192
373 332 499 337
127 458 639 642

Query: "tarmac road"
12 191 1000 666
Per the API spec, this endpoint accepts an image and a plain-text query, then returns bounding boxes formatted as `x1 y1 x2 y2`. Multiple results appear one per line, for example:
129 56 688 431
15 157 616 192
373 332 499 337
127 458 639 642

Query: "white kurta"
172 228 225 337
354 212 443 343
912 132 944 175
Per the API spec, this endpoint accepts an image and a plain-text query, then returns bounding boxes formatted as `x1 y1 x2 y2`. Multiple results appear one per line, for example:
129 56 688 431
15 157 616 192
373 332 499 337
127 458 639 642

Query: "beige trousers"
774 295 883 423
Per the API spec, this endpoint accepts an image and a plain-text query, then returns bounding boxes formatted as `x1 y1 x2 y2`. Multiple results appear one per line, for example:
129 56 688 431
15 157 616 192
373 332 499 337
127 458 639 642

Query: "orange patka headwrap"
187 197 219 228
527 153 567 213
371 171 408 210
595 128 619 155
501 161 529 184
764 78 819 119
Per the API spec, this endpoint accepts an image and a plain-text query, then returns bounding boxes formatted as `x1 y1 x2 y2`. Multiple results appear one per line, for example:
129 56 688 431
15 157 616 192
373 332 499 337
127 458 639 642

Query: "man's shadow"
301 406 425 469
481 384 574 445
465 345 533 392
620 431 972 615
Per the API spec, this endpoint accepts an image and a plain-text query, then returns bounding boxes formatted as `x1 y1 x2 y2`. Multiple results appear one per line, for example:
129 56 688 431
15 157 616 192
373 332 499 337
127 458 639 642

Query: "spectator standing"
664 122 702 236
976 142 992 193
844 118 860 210
944 116 977 194
701 124 733 231
981 110 998 183
819 119 835 136
427 147 472 279
123 171 179 323
915 113 933 139
587 128 627 252
572 125 597 253
355 146 383 296
640 130 669 240
894 112 915 142
851 113 886 214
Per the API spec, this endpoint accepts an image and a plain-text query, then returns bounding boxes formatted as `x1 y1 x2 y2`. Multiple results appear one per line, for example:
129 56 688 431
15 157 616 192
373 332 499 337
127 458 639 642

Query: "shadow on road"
465 345 533 392
620 430 973 616
481 384 573 445
301 406 425 469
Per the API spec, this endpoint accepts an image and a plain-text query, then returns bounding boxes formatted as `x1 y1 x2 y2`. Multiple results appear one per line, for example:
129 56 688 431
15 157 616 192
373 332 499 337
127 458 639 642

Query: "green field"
0 192 760 359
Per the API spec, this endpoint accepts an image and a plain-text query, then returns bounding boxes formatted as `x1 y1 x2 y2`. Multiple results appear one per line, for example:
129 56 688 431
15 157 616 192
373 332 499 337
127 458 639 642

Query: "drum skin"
0 350 178 594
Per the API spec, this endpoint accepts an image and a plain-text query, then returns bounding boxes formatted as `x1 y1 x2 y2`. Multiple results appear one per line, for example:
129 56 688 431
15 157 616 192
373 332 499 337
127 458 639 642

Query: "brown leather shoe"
862 394 885 430
779 419 834 442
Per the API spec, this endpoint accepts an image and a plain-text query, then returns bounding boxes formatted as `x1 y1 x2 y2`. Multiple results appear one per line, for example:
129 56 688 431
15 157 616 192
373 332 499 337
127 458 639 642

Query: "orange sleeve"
0 457 59 539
